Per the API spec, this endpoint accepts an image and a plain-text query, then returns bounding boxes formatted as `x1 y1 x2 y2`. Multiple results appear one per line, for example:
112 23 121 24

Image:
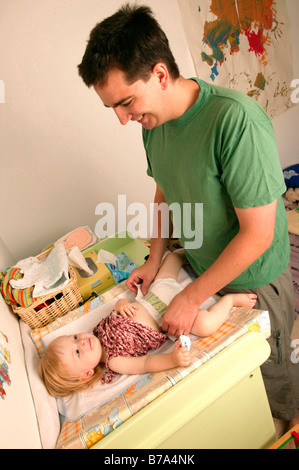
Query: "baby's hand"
171 340 191 367
114 299 137 318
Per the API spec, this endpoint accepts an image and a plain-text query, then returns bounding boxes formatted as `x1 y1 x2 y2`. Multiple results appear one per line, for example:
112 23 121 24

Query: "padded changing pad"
20 268 270 449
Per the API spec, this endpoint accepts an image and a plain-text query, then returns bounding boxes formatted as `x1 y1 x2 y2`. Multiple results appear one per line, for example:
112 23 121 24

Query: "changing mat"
57 302 270 450
21 266 270 449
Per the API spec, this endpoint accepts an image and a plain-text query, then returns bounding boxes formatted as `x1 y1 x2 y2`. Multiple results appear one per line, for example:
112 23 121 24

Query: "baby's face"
53 333 102 380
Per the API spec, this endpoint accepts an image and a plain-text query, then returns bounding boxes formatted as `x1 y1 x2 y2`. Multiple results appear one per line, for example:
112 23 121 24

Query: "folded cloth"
10 243 69 297
0 267 38 307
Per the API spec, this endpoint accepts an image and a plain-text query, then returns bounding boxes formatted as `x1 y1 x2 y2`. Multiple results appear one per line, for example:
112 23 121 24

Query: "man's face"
94 67 169 129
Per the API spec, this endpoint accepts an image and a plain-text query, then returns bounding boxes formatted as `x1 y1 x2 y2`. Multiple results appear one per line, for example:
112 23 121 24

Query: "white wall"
273 0 299 166
0 236 42 448
0 0 195 263
0 0 298 264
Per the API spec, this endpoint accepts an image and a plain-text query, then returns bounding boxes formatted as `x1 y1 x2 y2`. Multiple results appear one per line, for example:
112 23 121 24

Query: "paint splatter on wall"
178 0 294 118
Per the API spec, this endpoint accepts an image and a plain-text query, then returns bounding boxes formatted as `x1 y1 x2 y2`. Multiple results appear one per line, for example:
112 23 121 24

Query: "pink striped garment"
93 313 167 383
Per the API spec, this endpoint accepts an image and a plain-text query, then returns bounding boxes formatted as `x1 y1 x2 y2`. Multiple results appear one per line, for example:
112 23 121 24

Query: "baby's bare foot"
232 293 257 308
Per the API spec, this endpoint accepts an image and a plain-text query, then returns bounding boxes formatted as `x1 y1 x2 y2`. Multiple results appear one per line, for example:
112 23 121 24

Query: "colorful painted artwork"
178 0 295 118
0 330 11 399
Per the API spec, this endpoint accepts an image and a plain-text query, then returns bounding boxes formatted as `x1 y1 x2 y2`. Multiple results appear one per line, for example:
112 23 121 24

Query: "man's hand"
126 260 160 295
162 289 199 337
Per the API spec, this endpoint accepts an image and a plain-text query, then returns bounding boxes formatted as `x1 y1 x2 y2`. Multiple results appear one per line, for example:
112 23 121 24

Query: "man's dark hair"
78 3 180 87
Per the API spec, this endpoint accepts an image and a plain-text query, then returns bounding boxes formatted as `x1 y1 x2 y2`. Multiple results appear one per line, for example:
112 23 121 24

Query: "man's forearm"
161 200 277 337
184 227 274 306
148 184 173 267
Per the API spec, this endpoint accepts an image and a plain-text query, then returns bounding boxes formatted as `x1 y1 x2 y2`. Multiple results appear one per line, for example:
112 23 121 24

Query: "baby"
39 249 257 397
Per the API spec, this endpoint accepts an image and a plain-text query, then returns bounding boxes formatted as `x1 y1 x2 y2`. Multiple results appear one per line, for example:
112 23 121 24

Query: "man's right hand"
126 260 160 295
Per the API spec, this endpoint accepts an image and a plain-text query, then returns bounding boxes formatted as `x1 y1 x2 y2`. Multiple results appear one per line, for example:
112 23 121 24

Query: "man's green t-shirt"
143 78 290 289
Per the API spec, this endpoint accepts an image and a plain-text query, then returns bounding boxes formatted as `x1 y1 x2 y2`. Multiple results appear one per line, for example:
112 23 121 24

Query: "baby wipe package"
97 249 138 284
72 249 138 301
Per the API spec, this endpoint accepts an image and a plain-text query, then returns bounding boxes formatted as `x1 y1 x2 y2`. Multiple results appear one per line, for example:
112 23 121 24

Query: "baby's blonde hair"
39 338 103 397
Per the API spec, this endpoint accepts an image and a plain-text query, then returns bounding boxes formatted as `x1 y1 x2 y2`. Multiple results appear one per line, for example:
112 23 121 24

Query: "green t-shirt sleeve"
219 110 286 209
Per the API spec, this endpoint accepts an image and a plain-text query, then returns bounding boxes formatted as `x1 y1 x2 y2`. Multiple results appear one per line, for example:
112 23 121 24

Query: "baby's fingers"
178 345 191 364
180 350 191 366
123 304 137 317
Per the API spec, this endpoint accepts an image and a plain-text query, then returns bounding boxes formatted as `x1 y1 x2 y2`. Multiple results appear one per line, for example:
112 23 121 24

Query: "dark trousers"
219 265 299 421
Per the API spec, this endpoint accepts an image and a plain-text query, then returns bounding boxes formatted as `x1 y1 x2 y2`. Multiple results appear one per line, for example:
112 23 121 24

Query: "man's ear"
152 63 169 90
79 369 94 382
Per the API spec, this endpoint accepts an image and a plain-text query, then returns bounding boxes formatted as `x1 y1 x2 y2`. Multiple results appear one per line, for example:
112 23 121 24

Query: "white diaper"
136 277 183 341
150 277 183 304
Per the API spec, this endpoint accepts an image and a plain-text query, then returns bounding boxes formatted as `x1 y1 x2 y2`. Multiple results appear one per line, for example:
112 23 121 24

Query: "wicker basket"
12 249 83 329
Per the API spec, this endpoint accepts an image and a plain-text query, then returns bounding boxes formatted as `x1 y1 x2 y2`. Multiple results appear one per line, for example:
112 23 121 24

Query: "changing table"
93 331 275 449
1 232 277 449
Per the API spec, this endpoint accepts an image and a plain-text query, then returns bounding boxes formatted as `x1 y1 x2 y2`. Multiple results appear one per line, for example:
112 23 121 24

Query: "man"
78 4 298 427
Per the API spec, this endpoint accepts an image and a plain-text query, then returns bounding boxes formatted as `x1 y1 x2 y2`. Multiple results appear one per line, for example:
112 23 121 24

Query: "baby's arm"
108 341 191 376
114 298 137 318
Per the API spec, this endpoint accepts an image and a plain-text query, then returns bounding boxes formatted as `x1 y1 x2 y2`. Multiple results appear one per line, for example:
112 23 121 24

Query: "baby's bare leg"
154 248 186 282
191 293 257 337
